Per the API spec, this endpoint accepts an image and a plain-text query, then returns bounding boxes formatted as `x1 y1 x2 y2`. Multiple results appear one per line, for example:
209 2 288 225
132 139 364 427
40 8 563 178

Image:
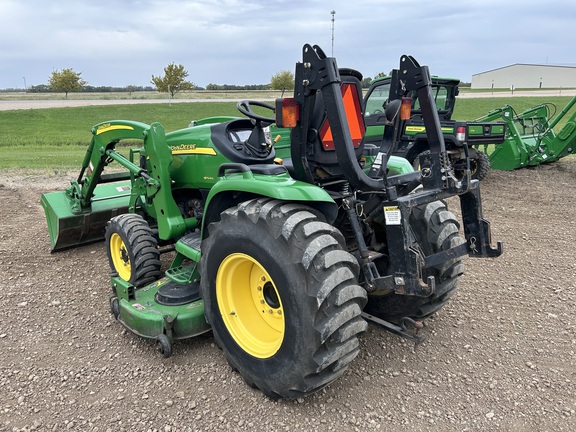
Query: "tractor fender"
387 155 415 176
200 168 337 239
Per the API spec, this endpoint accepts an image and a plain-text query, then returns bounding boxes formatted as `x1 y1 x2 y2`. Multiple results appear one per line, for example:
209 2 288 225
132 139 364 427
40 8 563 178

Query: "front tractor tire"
200 198 368 399
105 214 161 288
364 201 465 324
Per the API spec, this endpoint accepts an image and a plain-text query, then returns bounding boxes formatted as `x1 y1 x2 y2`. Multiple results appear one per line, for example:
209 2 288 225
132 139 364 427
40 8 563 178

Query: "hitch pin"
469 236 478 253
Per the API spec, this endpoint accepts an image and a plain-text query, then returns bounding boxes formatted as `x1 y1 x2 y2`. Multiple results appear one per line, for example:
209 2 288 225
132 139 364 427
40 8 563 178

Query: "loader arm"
139 122 189 240
72 120 152 212
474 106 530 169
539 95 576 159
81 120 188 240
44 120 188 251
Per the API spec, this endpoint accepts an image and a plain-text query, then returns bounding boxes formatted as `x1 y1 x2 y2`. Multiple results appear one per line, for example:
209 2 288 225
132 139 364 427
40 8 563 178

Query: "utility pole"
331 10 336 56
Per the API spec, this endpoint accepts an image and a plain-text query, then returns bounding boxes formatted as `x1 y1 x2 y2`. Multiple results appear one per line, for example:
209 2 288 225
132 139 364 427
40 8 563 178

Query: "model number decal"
405 126 454 133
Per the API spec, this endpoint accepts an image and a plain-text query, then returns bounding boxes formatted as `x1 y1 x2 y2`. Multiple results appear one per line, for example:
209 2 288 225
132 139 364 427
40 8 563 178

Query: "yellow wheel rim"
216 253 285 358
109 233 131 281
470 160 478 177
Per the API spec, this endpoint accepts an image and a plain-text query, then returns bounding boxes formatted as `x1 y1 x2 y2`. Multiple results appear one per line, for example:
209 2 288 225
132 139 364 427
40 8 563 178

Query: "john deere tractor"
41 44 501 399
362 75 506 180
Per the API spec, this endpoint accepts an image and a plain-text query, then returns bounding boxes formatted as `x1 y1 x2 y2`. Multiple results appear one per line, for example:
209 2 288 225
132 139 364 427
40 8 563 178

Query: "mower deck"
110 272 210 357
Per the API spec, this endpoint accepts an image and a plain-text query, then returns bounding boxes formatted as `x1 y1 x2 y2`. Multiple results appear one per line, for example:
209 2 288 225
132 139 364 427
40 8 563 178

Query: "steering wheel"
236 100 276 125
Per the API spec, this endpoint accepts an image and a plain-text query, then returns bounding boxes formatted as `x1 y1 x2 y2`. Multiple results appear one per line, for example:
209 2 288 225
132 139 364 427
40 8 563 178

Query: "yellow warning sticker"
384 206 401 225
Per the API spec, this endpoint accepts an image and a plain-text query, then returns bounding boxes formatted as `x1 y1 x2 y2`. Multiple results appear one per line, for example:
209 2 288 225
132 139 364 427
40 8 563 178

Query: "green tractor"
362 75 506 180
41 44 501 399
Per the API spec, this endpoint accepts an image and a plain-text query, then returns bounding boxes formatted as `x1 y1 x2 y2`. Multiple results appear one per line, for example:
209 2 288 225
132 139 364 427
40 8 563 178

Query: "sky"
1 0 575 89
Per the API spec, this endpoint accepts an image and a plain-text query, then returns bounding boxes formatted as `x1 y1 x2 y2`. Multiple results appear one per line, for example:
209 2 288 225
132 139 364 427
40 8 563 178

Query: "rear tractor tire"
105 214 161 288
364 200 465 324
411 149 430 172
200 198 368 399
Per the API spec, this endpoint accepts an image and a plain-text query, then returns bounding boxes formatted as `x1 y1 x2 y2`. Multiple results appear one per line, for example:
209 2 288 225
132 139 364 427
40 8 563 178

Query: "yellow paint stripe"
172 148 217 156
96 125 135 135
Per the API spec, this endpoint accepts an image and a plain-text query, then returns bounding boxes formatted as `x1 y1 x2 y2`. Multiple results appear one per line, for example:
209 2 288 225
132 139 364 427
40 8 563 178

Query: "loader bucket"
41 181 132 252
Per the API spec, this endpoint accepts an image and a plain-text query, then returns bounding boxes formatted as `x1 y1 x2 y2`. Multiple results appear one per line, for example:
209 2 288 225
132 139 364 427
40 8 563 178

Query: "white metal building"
471 64 576 90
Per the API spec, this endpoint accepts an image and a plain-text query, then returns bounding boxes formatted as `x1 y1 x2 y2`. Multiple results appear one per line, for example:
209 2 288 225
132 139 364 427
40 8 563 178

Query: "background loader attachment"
474 96 576 171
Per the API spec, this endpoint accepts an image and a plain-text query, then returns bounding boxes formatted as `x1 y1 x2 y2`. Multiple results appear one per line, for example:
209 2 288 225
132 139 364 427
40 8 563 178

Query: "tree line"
21 84 156 93
11 64 377 97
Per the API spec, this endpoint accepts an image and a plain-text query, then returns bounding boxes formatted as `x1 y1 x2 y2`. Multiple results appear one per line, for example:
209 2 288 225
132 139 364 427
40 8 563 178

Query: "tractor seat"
249 164 287 175
211 119 276 165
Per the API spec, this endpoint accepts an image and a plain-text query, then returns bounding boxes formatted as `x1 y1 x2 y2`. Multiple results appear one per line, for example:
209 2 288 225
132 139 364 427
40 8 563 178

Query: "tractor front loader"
41 44 501 399
474 96 576 170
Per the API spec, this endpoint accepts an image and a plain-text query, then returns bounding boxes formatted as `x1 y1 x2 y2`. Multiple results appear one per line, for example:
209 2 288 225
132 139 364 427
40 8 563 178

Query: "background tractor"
362 75 506 180
41 44 501 399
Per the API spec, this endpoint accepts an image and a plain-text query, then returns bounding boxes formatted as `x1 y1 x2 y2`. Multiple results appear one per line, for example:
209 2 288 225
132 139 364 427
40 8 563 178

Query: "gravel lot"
1 157 575 431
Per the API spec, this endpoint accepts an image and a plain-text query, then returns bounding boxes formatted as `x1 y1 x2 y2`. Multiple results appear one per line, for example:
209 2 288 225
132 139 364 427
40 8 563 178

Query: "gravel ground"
0 158 575 431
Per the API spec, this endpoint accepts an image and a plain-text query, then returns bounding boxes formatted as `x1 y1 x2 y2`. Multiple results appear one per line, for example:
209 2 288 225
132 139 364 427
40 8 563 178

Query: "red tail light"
456 125 466 142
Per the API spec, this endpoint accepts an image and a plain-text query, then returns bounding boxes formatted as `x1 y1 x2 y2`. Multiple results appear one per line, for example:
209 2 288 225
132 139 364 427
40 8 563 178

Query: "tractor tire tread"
364 200 464 324
472 151 491 181
106 214 161 287
200 198 367 399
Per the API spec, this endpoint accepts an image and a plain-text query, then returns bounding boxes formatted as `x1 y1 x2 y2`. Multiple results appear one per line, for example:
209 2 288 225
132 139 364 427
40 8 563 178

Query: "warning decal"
384 206 401 225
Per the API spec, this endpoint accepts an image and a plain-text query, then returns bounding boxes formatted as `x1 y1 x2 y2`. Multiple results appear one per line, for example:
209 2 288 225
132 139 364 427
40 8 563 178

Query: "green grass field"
452 96 576 120
0 102 239 169
1 96 575 170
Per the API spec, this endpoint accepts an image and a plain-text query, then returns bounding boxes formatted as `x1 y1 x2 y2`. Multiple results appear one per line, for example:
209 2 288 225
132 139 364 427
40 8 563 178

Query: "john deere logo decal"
171 145 217 156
